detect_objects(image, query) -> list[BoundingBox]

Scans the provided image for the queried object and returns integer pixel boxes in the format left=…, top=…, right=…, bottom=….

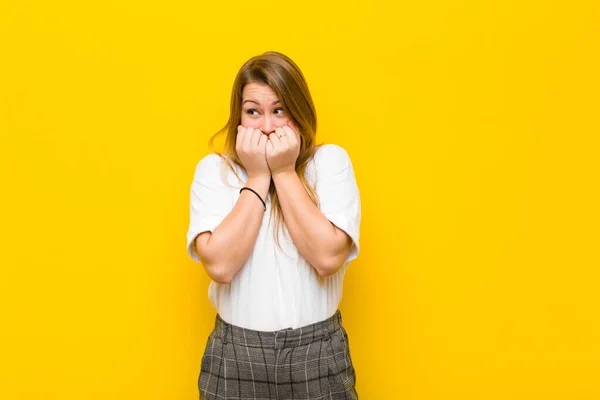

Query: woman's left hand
left=266, top=121, right=301, bottom=176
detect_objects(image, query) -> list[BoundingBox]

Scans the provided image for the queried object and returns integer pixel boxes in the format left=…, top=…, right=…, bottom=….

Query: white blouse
left=186, top=144, right=361, bottom=331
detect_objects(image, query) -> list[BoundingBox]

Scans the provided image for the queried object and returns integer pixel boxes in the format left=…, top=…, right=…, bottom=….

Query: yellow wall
left=1, top=1, right=599, bottom=399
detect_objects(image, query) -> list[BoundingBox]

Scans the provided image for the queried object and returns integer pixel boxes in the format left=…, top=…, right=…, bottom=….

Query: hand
left=236, top=125, right=270, bottom=179
left=266, top=121, right=301, bottom=176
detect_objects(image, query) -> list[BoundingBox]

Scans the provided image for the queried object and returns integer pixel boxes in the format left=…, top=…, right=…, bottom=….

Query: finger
left=285, top=125, right=301, bottom=148
left=251, top=128, right=262, bottom=147
left=281, top=126, right=296, bottom=140
left=271, top=129, right=283, bottom=146
left=275, top=127, right=289, bottom=138
left=266, top=136, right=274, bottom=155
left=236, top=125, right=245, bottom=151
left=258, top=132, right=268, bottom=152
left=276, top=127, right=293, bottom=147
left=243, top=127, right=254, bottom=150
left=287, top=120, right=299, bottom=134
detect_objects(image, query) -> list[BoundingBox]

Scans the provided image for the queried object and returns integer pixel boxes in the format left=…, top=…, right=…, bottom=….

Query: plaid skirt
left=198, top=310, right=358, bottom=400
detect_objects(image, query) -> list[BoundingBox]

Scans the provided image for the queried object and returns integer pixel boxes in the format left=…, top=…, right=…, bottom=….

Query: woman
left=187, top=51, right=361, bottom=399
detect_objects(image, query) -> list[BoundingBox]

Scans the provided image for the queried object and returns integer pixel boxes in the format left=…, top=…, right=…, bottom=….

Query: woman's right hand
left=236, top=125, right=270, bottom=180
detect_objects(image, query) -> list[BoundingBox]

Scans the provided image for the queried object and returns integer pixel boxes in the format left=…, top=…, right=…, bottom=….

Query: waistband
left=213, top=310, right=343, bottom=349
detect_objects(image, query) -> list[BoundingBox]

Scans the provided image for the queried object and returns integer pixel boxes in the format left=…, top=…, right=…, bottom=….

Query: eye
left=245, top=108, right=259, bottom=116
left=274, top=108, right=285, bottom=115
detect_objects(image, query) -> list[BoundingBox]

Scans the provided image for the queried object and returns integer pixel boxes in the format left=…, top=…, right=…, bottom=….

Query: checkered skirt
left=198, top=310, right=358, bottom=399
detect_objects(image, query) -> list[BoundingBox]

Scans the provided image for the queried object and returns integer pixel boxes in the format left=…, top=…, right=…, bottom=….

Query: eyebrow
left=242, top=99, right=281, bottom=106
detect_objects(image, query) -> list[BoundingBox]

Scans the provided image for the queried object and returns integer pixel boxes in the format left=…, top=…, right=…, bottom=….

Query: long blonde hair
left=208, top=51, right=319, bottom=246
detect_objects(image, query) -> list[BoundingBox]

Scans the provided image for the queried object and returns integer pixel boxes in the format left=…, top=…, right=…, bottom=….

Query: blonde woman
left=187, top=51, right=361, bottom=399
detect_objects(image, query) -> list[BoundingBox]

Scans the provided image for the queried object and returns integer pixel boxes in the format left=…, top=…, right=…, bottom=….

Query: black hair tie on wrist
left=240, top=187, right=266, bottom=212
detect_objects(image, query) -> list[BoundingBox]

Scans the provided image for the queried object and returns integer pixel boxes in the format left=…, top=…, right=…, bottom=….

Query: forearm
left=195, top=176, right=270, bottom=283
left=272, top=171, right=349, bottom=276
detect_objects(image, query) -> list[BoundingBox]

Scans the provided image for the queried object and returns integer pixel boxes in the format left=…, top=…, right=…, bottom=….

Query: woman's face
left=240, top=82, right=290, bottom=135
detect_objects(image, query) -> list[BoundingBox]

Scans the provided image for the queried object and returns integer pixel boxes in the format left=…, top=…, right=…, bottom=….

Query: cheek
left=240, top=115, right=259, bottom=128
left=276, top=116, right=291, bottom=128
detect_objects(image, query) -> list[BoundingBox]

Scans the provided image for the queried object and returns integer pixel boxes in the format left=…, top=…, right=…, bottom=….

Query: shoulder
left=313, top=144, right=352, bottom=169
left=193, top=153, right=245, bottom=188
left=193, top=153, right=222, bottom=178
left=314, top=143, right=351, bottom=161
left=196, top=153, right=222, bottom=169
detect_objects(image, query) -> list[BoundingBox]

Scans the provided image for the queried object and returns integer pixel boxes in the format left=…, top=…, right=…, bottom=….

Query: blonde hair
left=208, top=51, right=320, bottom=247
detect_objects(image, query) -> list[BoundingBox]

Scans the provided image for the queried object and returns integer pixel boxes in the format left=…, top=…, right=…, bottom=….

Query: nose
left=261, top=116, right=274, bottom=135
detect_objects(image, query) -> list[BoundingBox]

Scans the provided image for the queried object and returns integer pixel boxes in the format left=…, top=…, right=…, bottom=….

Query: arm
left=272, top=171, right=352, bottom=276
left=194, top=176, right=270, bottom=284
left=190, top=126, right=271, bottom=284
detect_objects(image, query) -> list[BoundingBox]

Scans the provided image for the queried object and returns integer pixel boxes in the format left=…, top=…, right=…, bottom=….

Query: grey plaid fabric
left=198, top=310, right=358, bottom=400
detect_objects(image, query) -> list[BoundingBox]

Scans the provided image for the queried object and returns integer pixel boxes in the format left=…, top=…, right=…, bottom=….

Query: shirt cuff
left=186, top=215, right=225, bottom=263
left=323, top=212, right=360, bottom=263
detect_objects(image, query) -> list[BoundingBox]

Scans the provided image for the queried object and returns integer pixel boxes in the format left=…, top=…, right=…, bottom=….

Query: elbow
left=195, top=237, right=236, bottom=284
left=202, top=262, right=235, bottom=284
left=314, top=255, right=346, bottom=278
left=313, top=229, right=353, bottom=277
left=211, top=272, right=234, bottom=285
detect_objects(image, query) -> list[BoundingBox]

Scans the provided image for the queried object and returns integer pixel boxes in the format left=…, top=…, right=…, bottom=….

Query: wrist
left=247, top=168, right=271, bottom=178
left=271, top=168, right=296, bottom=180
left=245, top=176, right=271, bottom=199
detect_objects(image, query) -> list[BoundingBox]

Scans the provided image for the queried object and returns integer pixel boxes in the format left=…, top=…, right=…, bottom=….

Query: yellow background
left=1, top=0, right=599, bottom=399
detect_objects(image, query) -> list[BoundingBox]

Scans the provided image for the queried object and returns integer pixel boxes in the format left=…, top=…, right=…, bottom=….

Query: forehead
left=242, top=83, right=279, bottom=102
